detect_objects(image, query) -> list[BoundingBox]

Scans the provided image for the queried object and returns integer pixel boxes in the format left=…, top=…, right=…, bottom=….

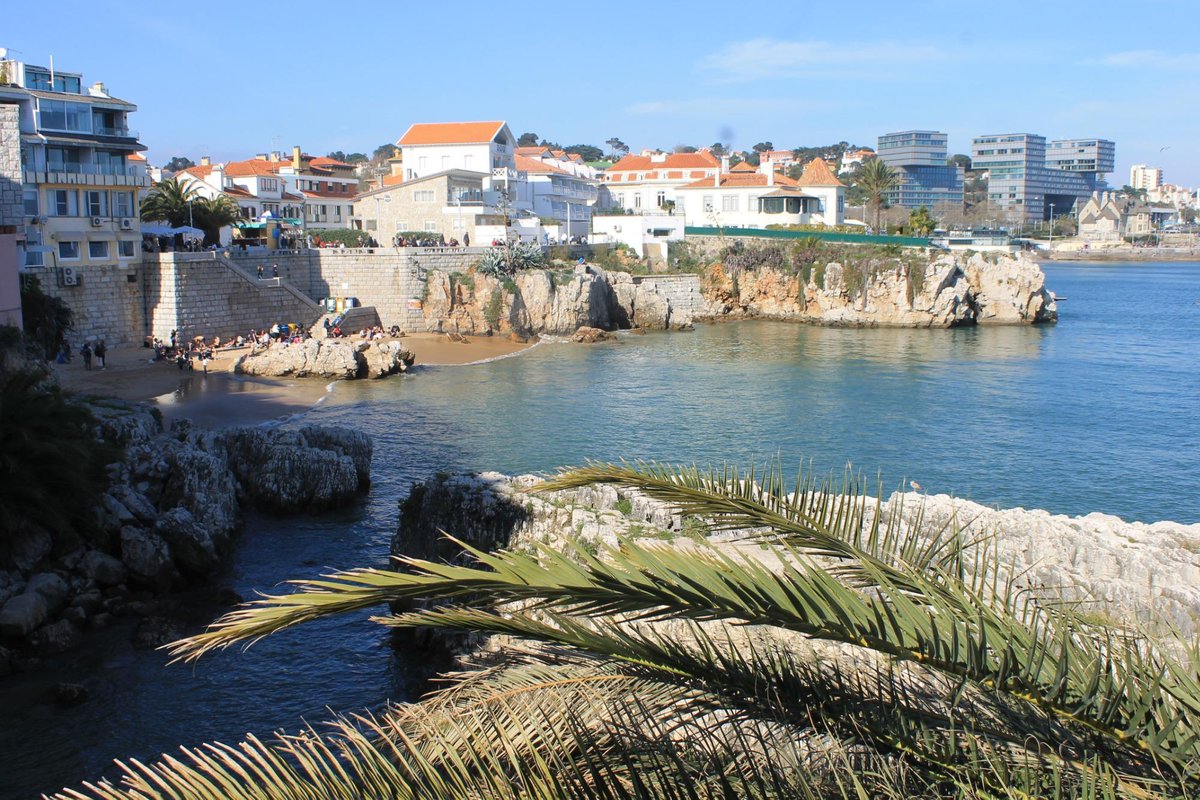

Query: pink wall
left=0, top=233, right=22, bottom=329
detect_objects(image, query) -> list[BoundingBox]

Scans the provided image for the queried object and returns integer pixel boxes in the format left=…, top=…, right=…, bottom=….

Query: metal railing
left=93, top=125, right=138, bottom=138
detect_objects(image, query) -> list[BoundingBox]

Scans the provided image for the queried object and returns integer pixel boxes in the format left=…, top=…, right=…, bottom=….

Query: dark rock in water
left=221, top=427, right=372, bottom=513
left=89, top=612, right=113, bottom=630
left=30, top=619, right=82, bottom=654
left=216, top=588, right=244, bottom=607
left=54, top=682, right=89, bottom=708
left=0, top=592, right=49, bottom=637
left=79, top=551, right=127, bottom=587
left=131, top=616, right=184, bottom=650
left=119, top=527, right=175, bottom=591
left=569, top=326, right=613, bottom=343
left=26, top=572, right=70, bottom=615
left=155, top=507, right=219, bottom=576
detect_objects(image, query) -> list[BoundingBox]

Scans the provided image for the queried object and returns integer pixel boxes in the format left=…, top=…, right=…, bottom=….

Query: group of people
left=76, top=339, right=107, bottom=370
left=255, top=264, right=281, bottom=279
left=393, top=233, right=460, bottom=249
left=321, top=319, right=402, bottom=341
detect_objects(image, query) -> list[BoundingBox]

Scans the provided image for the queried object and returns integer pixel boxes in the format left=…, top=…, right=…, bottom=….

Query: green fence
left=685, top=226, right=931, bottom=247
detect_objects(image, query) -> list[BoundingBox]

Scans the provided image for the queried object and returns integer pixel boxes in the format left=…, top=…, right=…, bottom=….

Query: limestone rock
left=0, top=592, right=48, bottom=637
left=155, top=507, right=219, bottom=575
left=962, top=252, right=1058, bottom=324
left=30, top=619, right=81, bottom=654
left=235, top=338, right=413, bottom=380
left=79, top=551, right=127, bottom=587
left=570, top=326, right=613, bottom=343
left=358, top=340, right=415, bottom=379
left=220, top=426, right=372, bottom=513
left=25, top=572, right=70, bottom=614
left=119, top=527, right=174, bottom=589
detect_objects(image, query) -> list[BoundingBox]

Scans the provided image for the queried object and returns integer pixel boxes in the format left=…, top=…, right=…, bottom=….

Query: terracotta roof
left=794, top=158, right=844, bottom=187
left=281, top=191, right=304, bottom=201
left=515, top=146, right=552, bottom=157
left=223, top=186, right=254, bottom=198
left=762, top=150, right=794, bottom=161
left=128, top=152, right=146, bottom=162
left=225, top=158, right=287, bottom=177
left=381, top=174, right=405, bottom=186
left=678, top=171, right=799, bottom=190
left=730, top=161, right=758, bottom=172
left=567, top=153, right=583, bottom=162
left=309, top=156, right=354, bottom=168
left=178, top=164, right=214, bottom=179
left=397, top=121, right=506, bottom=146
left=515, top=154, right=570, bottom=175
left=607, top=151, right=720, bottom=172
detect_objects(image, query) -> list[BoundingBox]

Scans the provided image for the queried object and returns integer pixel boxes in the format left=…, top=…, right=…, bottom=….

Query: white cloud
left=1095, top=50, right=1200, bottom=69
left=697, top=38, right=947, bottom=83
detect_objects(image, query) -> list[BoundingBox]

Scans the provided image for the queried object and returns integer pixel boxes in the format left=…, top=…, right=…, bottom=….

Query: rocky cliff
left=420, top=266, right=694, bottom=337
left=235, top=339, right=414, bottom=379
left=0, top=405, right=371, bottom=673
left=700, top=250, right=1056, bottom=327
left=393, top=472, right=1200, bottom=640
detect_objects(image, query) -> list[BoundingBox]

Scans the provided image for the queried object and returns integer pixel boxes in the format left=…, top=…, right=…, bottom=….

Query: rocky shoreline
left=393, top=472, right=1200, bottom=645
left=234, top=338, right=415, bottom=379
left=0, top=403, right=371, bottom=676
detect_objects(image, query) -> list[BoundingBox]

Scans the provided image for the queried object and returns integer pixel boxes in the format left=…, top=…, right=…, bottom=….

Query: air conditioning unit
left=38, top=216, right=48, bottom=225
left=119, top=218, right=133, bottom=230
left=62, top=266, right=79, bottom=286
left=90, top=216, right=103, bottom=227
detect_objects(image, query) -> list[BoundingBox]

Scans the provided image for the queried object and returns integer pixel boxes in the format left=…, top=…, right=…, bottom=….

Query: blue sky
left=7, top=0, right=1199, bottom=185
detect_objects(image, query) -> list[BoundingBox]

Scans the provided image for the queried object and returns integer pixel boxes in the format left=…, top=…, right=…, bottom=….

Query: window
left=722, top=195, right=739, bottom=212
left=634, top=195, right=642, bottom=208
left=88, top=241, right=109, bottom=259
left=413, top=190, right=435, bottom=202
left=118, top=240, right=136, bottom=258
left=441, top=155, right=450, bottom=170
left=424, top=221, right=438, bottom=232
left=702, top=195, right=714, bottom=212
left=38, top=100, right=92, bottom=133
left=86, top=190, right=107, bottom=217
left=113, top=191, right=134, bottom=218
left=396, top=221, right=408, bottom=232
left=464, top=154, right=474, bottom=169
left=23, top=187, right=38, bottom=216
left=418, top=156, right=429, bottom=171
left=47, top=146, right=84, bottom=171
left=24, top=231, right=44, bottom=266
left=656, top=191, right=666, bottom=208
left=51, top=189, right=78, bottom=216
left=58, top=241, right=81, bottom=260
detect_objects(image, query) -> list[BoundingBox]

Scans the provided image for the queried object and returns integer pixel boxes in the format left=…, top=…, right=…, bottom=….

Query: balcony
left=93, top=125, right=139, bottom=139
left=24, top=162, right=151, bottom=187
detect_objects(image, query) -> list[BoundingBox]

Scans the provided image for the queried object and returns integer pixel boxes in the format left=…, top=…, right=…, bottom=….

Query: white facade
left=602, top=150, right=721, bottom=213
left=590, top=214, right=685, bottom=258
left=513, top=151, right=599, bottom=238
left=1129, top=164, right=1163, bottom=191
left=395, top=121, right=527, bottom=212
left=676, top=159, right=845, bottom=229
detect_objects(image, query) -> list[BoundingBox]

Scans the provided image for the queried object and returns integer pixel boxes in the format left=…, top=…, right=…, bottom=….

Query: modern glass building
left=971, top=133, right=1114, bottom=222
left=876, top=130, right=964, bottom=209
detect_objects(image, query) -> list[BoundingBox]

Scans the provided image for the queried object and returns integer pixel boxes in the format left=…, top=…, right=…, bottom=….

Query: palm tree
left=53, top=462, right=1200, bottom=799
left=191, top=194, right=241, bottom=247
left=857, top=159, right=900, bottom=234
left=140, top=177, right=202, bottom=247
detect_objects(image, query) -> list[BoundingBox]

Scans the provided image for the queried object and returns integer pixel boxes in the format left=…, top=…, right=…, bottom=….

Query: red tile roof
left=225, top=158, right=287, bottom=177
left=397, top=121, right=506, bottom=146
left=515, top=154, right=570, bottom=175
left=515, top=146, right=553, bottom=157
left=178, top=164, right=214, bottom=179
left=606, top=151, right=720, bottom=172
left=309, top=156, right=354, bottom=169
left=730, top=161, right=758, bottom=172
left=794, top=158, right=845, bottom=187
left=679, top=171, right=799, bottom=190
left=223, top=186, right=254, bottom=198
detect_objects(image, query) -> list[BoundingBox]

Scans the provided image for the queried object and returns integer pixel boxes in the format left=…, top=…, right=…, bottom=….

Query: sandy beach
left=51, top=333, right=535, bottom=428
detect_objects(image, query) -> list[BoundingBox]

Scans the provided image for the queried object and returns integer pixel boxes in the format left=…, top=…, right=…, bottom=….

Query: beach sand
left=51, top=333, right=535, bottom=428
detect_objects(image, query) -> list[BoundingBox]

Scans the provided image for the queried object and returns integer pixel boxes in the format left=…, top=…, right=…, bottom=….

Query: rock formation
left=234, top=339, right=414, bottom=379
left=0, top=404, right=372, bottom=674
left=393, top=473, right=1200, bottom=642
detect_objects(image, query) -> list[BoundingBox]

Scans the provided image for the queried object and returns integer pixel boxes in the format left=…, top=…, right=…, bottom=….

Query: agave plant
left=55, top=462, right=1200, bottom=799
left=478, top=239, right=546, bottom=278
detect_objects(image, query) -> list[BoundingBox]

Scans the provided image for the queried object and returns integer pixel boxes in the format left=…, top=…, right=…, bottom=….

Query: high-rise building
left=1129, top=164, right=1163, bottom=191
left=971, top=133, right=1114, bottom=222
left=875, top=130, right=963, bottom=209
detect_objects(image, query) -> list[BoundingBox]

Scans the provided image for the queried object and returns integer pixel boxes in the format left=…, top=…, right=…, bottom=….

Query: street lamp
left=1048, top=203, right=1055, bottom=251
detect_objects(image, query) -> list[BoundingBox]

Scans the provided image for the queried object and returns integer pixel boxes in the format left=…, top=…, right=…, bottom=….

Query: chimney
left=269, top=151, right=281, bottom=162
left=255, top=153, right=268, bottom=161
left=292, top=145, right=302, bottom=171
left=761, top=157, right=774, bottom=186
left=90, top=81, right=107, bottom=96
left=200, top=156, right=211, bottom=166
left=390, top=160, right=403, bottom=177
left=720, top=155, right=730, bottom=174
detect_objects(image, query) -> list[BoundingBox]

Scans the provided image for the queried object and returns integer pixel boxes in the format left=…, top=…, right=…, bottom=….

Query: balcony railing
left=42, top=163, right=146, bottom=177
left=93, top=125, right=138, bottom=139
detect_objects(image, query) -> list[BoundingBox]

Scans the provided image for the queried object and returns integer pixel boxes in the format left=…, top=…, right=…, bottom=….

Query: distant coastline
left=1038, top=247, right=1200, bottom=263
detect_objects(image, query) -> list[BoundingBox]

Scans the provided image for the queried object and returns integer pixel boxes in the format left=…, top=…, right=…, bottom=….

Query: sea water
left=2, top=261, right=1197, bottom=798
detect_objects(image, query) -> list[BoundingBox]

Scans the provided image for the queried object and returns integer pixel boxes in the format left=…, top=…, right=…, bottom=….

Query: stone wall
left=1, top=103, right=24, bottom=328
left=631, top=274, right=704, bottom=317
left=143, top=253, right=321, bottom=342
left=23, top=262, right=146, bottom=345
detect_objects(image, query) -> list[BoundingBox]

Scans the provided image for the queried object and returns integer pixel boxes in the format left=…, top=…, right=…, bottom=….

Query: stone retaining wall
left=23, top=263, right=146, bottom=346
left=631, top=274, right=705, bottom=317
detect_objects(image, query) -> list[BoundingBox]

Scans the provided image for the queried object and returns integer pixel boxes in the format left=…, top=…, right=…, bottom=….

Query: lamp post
left=1048, top=203, right=1055, bottom=251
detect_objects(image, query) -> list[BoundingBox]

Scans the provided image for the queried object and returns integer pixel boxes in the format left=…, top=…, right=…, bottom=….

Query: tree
left=907, top=205, right=937, bottom=235
left=538, top=138, right=562, bottom=150
left=709, top=142, right=728, bottom=157
left=164, top=156, right=195, bottom=172
left=1182, top=207, right=1197, bottom=224
left=605, top=137, right=628, bottom=160
left=674, top=144, right=699, bottom=153
left=327, top=151, right=368, bottom=164
left=191, top=195, right=241, bottom=247
left=752, top=141, right=774, bottom=153
left=856, top=158, right=900, bottom=233
left=19, top=275, right=73, bottom=360
left=517, top=132, right=540, bottom=147
left=372, top=143, right=398, bottom=162
left=947, top=154, right=972, bottom=170
left=55, top=461, right=1200, bottom=799
left=140, top=178, right=202, bottom=246
left=563, top=144, right=604, bottom=162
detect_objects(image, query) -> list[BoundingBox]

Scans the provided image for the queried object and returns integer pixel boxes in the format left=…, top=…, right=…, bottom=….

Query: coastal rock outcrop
left=393, top=473, right=1200, bottom=643
left=234, top=339, right=414, bottom=380
left=0, top=403, right=374, bottom=672
left=698, top=250, right=1056, bottom=327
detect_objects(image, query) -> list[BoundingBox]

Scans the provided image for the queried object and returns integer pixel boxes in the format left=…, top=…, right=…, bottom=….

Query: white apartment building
left=0, top=53, right=149, bottom=274
left=395, top=121, right=524, bottom=206
left=1129, top=164, right=1163, bottom=192
left=177, top=152, right=307, bottom=245
left=675, top=158, right=845, bottom=229
left=512, top=149, right=599, bottom=238
left=601, top=150, right=721, bottom=212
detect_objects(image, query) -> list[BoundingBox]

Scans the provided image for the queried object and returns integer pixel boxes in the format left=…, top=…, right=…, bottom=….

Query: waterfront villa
left=352, top=169, right=504, bottom=243
left=177, top=154, right=306, bottom=244
left=1077, top=191, right=1181, bottom=242
left=512, top=151, right=599, bottom=240
left=675, top=157, right=845, bottom=229
left=601, top=150, right=721, bottom=213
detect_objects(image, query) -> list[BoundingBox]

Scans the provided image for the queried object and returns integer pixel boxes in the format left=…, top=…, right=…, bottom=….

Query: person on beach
left=95, top=340, right=107, bottom=369
left=81, top=342, right=93, bottom=370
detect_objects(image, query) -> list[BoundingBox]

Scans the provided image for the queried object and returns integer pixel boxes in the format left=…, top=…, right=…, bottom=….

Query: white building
left=395, top=120, right=525, bottom=208
left=601, top=150, right=721, bottom=212
left=1129, top=164, right=1163, bottom=192
left=838, top=148, right=875, bottom=175
left=0, top=53, right=149, bottom=274
left=177, top=152, right=307, bottom=245
left=274, top=149, right=358, bottom=229
left=590, top=214, right=685, bottom=259
left=512, top=149, right=599, bottom=239
left=675, top=158, right=845, bottom=229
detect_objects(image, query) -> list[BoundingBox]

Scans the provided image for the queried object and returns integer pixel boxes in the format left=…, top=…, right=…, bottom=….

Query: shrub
left=19, top=275, right=74, bottom=360
left=483, top=289, right=504, bottom=330
left=478, top=240, right=545, bottom=277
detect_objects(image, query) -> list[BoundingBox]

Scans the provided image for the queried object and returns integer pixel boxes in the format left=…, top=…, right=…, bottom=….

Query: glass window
left=118, top=240, right=136, bottom=258
left=58, top=241, right=80, bottom=259
left=424, top=221, right=437, bottom=232
left=38, top=100, right=92, bottom=132
left=88, top=241, right=109, bottom=259
left=113, top=191, right=134, bottom=217
left=86, top=191, right=107, bottom=217
left=23, top=187, right=38, bottom=216
left=47, top=146, right=84, bottom=171
left=702, top=195, right=713, bottom=212
left=51, top=189, right=78, bottom=216
left=722, top=195, right=739, bottom=212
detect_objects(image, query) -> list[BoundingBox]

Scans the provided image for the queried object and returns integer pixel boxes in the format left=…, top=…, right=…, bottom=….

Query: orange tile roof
left=514, top=154, right=570, bottom=175
left=309, top=156, right=354, bottom=168
left=225, top=158, right=287, bottom=177
left=178, top=164, right=214, bottom=179
left=567, top=153, right=583, bottom=162
left=128, top=152, right=146, bottom=161
left=607, top=151, right=720, bottom=172
left=679, top=171, right=799, bottom=190
left=223, top=186, right=254, bottom=198
left=397, top=121, right=506, bottom=146
left=730, top=161, right=758, bottom=172
left=794, top=157, right=845, bottom=187
left=515, top=146, right=552, bottom=157
left=382, top=174, right=405, bottom=186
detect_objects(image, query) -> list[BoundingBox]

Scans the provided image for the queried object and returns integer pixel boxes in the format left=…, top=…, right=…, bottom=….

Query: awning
left=758, top=188, right=818, bottom=198
left=141, top=224, right=204, bottom=236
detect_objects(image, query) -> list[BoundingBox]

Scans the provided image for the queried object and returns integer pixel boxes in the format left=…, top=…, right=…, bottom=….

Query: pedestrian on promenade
left=95, top=340, right=107, bottom=369
left=257, top=264, right=264, bottom=279
left=272, top=264, right=280, bottom=278
left=463, top=232, right=470, bottom=247
left=81, top=342, right=93, bottom=370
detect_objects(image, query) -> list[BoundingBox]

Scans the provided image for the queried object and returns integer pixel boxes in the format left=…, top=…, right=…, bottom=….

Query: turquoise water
left=2, top=261, right=1198, bottom=798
